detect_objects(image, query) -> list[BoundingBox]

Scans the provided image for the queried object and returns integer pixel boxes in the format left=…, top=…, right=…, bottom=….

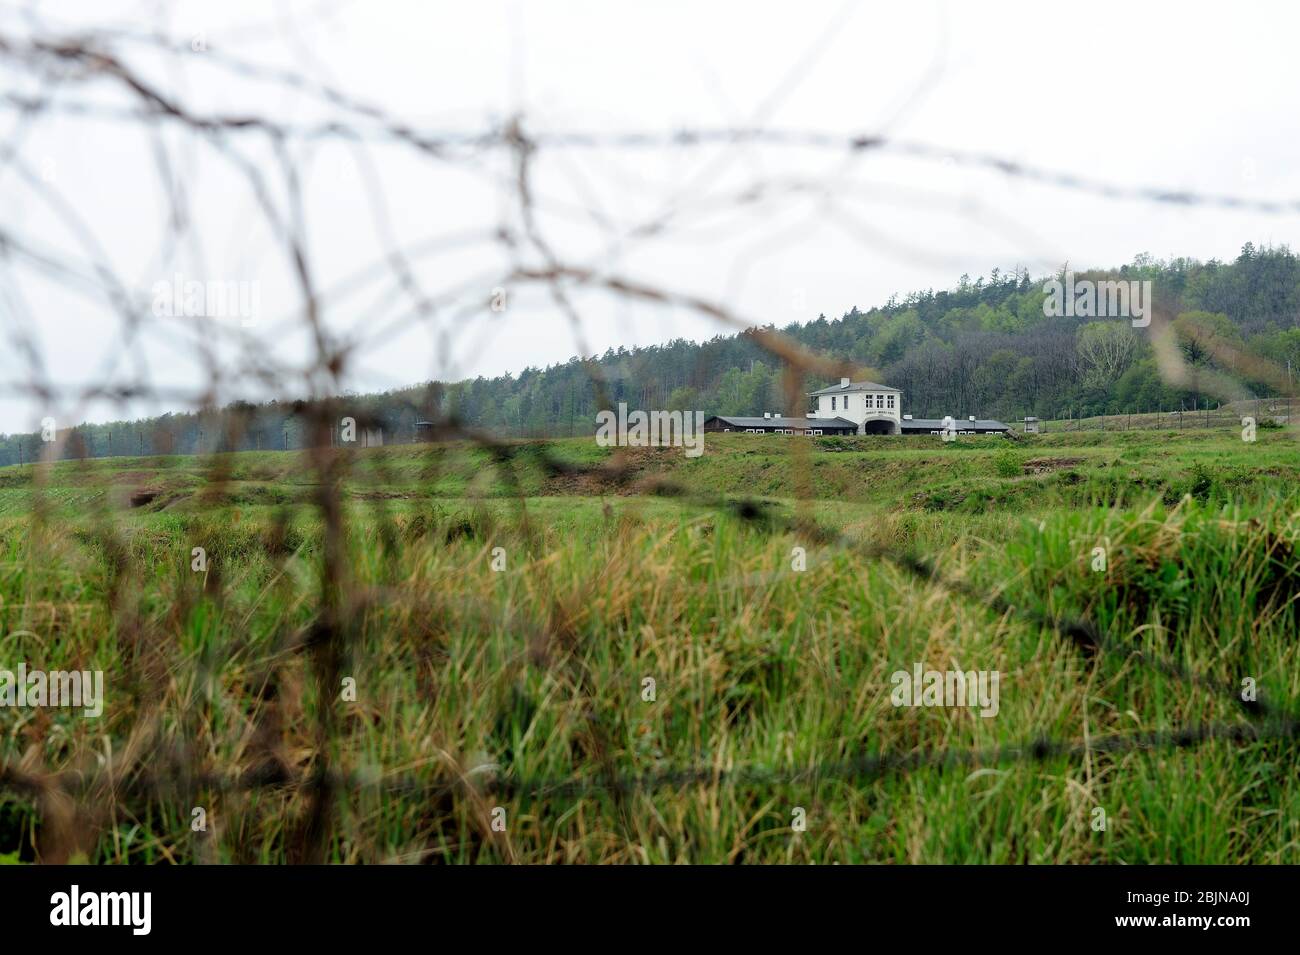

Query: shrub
left=993, top=448, right=1021, bottom=478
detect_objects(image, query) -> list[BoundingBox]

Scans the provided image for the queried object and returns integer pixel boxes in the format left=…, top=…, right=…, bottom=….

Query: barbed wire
left=0, top=6, right=1297, bottom=863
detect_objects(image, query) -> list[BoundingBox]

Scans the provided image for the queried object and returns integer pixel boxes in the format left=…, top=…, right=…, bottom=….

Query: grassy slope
left=1, top=427, right=1298, bottom=862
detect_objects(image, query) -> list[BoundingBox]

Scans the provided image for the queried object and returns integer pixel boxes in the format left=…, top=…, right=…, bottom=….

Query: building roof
left=807, top=379, right=901, bottom=397
left=708, top=415, right=857, bottom=429
left=900, top=418, right=1010, bottom=431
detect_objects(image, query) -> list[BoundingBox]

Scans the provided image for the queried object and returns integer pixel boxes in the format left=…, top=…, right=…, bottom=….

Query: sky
left=3, top=0, right=1300, bottom=432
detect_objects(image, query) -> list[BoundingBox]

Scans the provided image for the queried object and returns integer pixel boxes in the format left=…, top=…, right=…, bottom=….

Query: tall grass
left=1, top=429, right=1298, bottom=862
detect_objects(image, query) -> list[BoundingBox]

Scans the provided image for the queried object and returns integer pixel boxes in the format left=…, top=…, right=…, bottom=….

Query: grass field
left=2, top=425, right=1299, bottom=863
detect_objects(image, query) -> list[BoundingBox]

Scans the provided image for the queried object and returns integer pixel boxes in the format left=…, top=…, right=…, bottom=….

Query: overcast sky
left=4, top=0, right=1300, bottom=432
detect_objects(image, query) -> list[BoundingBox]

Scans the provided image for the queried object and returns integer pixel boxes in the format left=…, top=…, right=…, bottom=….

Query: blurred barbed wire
left=0, top=4, right=1297, bottom=863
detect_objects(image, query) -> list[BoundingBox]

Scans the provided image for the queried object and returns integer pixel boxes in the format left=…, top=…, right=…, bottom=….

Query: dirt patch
left=129, top=486, right=162, bottom=507
left=1022, top=457, right=1085, bottom=475
left=349, top=488, right=410, bottom=501
left=542, top=445, right=678, bottom=496
left=120, top=483, right=192, bottom=511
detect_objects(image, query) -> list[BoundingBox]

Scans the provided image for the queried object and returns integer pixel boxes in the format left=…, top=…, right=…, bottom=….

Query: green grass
left=1, top=426, right=1299, bottom=862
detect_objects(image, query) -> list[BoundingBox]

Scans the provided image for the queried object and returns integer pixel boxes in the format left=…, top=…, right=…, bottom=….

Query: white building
left=808, top=378, right=902, bottom=435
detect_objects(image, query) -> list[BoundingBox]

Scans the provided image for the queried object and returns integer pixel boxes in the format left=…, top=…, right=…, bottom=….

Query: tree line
left=3, top=243, right=1299, bottom=463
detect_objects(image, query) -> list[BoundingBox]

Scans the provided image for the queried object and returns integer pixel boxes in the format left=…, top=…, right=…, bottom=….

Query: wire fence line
left=1, top=7, right=1298, bottom=862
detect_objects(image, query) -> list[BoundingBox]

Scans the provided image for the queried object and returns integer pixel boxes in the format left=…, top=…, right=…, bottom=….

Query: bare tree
left=1076, top=321, right=1142, bottom=389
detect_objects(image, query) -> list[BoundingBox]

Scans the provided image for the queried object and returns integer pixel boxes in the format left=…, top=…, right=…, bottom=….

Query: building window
left=887, top=395, right=895, bottom=410
left=831, top=396, right=836, bottom=410
left=812, top=429, right=823, bottom=435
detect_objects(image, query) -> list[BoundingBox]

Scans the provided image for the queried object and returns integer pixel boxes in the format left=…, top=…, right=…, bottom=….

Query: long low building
left=899, top=416, right=1010, bottom=435
left=702, top=414, right=858, bottom=435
